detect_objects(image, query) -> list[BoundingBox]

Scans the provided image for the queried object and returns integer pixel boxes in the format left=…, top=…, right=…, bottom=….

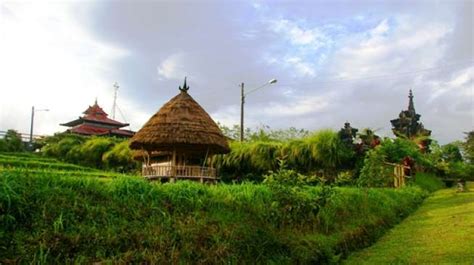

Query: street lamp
left=240, top=79, right=277, bottom=141
left=30, top=106, right=49, bottom=148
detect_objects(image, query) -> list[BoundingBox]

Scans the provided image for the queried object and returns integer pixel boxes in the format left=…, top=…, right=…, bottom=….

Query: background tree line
left=1, top=126, right=472, bottom=186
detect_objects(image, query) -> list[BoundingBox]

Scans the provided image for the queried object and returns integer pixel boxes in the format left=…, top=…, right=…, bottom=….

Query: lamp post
left=30, top=106, right=49, bottom=148
left=240, top=79, right=277, bottom=141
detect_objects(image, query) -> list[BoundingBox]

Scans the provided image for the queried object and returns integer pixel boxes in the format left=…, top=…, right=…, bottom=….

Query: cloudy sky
left=0, top=0, right=472, bottom=144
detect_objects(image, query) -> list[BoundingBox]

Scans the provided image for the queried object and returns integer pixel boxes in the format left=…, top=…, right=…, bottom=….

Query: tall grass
left=1, top=169, right=427, bottom=264
left=411, top=172, right=445, bottom=192
left=215, top=129, right=354, bottom=181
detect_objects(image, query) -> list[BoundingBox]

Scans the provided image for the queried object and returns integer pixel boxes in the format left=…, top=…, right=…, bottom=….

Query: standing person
left=402, top=156, right=415, bottom=179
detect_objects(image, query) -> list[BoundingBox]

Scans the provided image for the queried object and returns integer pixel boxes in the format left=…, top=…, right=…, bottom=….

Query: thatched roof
left=130, top=80, right=230, bottom=154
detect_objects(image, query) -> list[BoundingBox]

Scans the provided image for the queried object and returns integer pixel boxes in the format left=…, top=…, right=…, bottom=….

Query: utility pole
left=112, top=82, right=119, bottom=119
left=29, top=106, right=34, bottom=146
left=29, top=106, right=49, bottom=150
left=239, top=79, right=277, bottom=142
left=240, top=83, right=245, bottom=142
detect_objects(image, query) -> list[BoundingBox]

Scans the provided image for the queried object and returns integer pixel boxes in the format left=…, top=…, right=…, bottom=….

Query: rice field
left=0, top=152, right=439, bottom=263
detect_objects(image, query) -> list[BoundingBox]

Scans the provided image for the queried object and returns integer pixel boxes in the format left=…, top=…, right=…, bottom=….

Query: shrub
left=357, top=148, right=392, bottom=187
left=263, top=159, right=319, bottom=186
left=41, top=133, right=86, bottom=158
left=0, top=130, right=25, bottom=152
left=102, top=141, right=139, bottom=172
left=411, top=172, right=445, bottom=192
left=215, top=129, right=355, bottom=182
left=78, top=137, right=115, bottom=168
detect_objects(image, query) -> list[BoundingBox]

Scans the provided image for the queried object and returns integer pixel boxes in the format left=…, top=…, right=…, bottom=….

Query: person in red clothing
left=402, top=156, right=415, bottom=178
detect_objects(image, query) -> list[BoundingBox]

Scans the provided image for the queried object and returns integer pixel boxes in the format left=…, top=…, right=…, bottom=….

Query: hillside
left=345, top=182, right=474, bottom=264
left=0, top=152, right=437, bottom=263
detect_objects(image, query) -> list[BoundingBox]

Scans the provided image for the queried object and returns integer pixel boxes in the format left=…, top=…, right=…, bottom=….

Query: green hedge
left=1, top=170, right=428, bottom=264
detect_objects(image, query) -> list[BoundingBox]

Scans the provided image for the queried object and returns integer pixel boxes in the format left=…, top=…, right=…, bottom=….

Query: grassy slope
left=0, top=152, right=439, bottom=263
left=344, top=182, right=474, bottom=264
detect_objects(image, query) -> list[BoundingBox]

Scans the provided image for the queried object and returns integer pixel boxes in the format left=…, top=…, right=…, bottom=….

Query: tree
left=463, top=131, right=474, bottom=164
left=0, top=130, right=25, bottom=152
left=356, top=128, right=381, bottom=154
left=441, top=143, right=463, bottom=163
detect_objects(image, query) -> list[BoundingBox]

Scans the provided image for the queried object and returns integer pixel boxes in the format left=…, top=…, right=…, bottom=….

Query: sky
left=0, top=0, right=472, bottom=144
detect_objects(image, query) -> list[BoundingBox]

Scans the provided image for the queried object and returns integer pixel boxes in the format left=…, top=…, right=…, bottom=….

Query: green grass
left=411, top=172, right=445, bottom=192
left=344, top=182, right=474, bottom=264
left=0, top=152, right=437, bottom=263
left=0, top=170, right=428, bottom=264
left=0, top=153, right=99, bottom=172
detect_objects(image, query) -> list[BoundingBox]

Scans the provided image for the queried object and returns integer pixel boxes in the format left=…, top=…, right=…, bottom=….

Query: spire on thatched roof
left=130, top=80, right=230, bottom=154
left=179, top=77, right=189, bottom=93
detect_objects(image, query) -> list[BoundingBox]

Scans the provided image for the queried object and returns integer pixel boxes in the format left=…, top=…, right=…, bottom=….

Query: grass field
left=344, top=182, right=474, bottom=264
left=0, top=152, right=445, bottom=263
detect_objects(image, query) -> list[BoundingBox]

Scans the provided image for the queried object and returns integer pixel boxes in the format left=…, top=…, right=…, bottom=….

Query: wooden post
left=171, top=149, right=176, bottom=183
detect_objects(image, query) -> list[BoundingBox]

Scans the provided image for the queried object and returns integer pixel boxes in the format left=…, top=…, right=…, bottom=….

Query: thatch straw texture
left=130, top=91, right=230, bottom=154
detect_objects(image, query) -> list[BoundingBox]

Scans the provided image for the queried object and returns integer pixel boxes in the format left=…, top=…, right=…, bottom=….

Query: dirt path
left=345, top=183, right=474, bottom=264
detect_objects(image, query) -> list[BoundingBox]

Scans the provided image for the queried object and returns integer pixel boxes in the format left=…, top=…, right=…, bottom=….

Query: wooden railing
left=142, top=165, right=217, bottom=180
left=384, top=162, right=410, bottom=188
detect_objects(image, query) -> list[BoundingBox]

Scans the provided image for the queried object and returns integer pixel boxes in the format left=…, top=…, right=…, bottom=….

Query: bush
left=0, top=130, right=25, bottom=152
left=357, top=138, right=432, bottom=187
left=411, top=172, right=445, bottom=192
left=102, top=141, right=139, bottom=172
left=41, top=133, right=86, bottom=158
left=263, top=159, right=319, bottom=186
left=215, top=129, right=355, bottom=182
left=78, top=137, right=115, bottom=168
left=357, top=148, right=392, bottom=187
left=40, top=134, right=137, bottom=172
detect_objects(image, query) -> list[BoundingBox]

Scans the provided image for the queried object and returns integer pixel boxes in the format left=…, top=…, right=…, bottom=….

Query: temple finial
left=94, top=97, right=98, bottom=105
left=408, top=89, right=415, bottom=112
left=179, top=76, right=189, bottom=92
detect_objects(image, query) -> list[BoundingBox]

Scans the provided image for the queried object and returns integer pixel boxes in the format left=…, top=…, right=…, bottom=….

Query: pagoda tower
left=390, top=90, right=431, bottom=150
left=61, top=100, right=135, bottom=138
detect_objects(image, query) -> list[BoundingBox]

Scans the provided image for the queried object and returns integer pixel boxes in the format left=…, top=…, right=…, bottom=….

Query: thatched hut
left=130, top=79, right=230, bottom=183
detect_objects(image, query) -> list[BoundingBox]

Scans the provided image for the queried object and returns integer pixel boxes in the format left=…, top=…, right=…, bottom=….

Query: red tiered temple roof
left=61, top=100, right=135, bottom=138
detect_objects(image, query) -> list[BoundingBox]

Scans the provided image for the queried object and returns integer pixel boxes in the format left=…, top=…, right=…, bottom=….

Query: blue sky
left=0, top=0, right=472, bottom=143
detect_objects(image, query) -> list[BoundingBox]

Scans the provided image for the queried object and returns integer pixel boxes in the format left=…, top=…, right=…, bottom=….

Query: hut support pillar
left=171, top=149, right=176, bottom=183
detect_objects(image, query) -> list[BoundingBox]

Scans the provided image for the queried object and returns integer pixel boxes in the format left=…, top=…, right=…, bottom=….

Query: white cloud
left=157, top=52, right=188, bottom=80
left=211, top=105, right=240, bottom=127
left=285, top=57, right=316, bottom=77
left=427, top=66, right=474, bottom=101
left=330, top=17, right=452, bottom=79
left=369, top=19, right=389, bottom=36
left=0, top=2, right=145, bottom=135
left=262, top=95, right=329, bottom=116
left=270, top=19, right=329, bottom=47
left=264, top=18, right=335, bottom=77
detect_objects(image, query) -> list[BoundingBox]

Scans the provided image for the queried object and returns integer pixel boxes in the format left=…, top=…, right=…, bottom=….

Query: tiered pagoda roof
left=61, top=100, right=135, bottom=138
left=390, top=90, right=431, bottom=139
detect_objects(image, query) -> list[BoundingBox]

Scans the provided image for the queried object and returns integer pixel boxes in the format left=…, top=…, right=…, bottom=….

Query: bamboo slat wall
left=142, top=165, right=217, bottom=179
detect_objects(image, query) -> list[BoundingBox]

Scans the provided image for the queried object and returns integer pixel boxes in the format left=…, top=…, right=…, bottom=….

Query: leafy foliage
left=357, top=148, right=392, bottom=187
left=103, top=141, right=139, bottom=172
left=215, top=129, right=354, bottom=182
left=0, top=130, right=25, bottom=152
left=357, top=138, right=421, bottom=187
left=217, top=123, right=310, bottom=142
left=462, top=131, right=474, bottom=164
left=40, top=133, right=138, bottom=172
left=263, top=159, right=319, bottom=186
